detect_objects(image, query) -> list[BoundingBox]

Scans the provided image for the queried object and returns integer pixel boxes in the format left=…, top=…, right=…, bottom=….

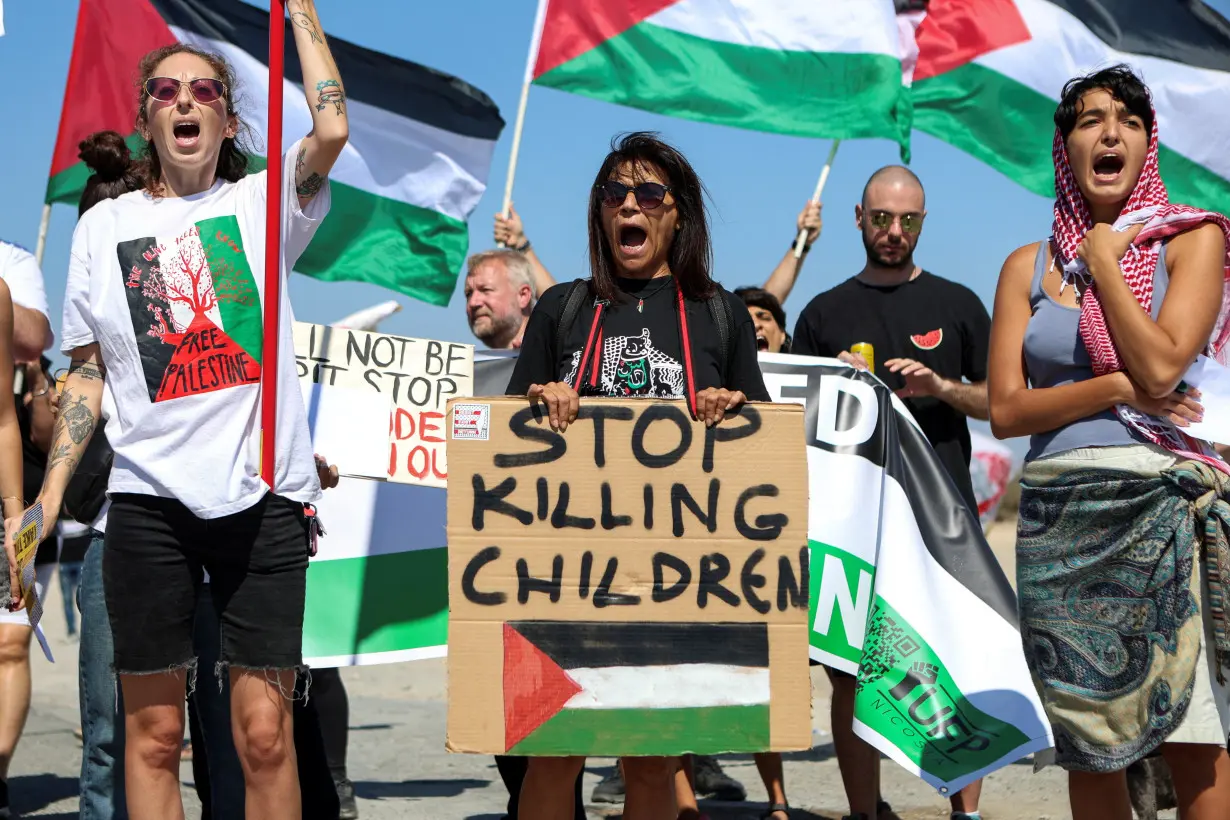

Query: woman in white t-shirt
left=17, top=3, right=348, bottom=818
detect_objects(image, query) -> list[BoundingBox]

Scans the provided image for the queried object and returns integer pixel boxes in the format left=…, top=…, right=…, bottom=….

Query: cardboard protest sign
left=445, top=396, right=812, bottom=756
left=757, top=353, right=1050, bottom=795
left=293, top=322, right=474, bottom=487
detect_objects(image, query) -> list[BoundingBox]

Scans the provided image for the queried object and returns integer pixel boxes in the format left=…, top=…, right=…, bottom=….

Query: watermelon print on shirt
left=118, top=215, right=263, bottom=402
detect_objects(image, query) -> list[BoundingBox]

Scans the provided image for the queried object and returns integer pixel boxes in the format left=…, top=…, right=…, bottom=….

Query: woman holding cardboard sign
left=506, top=132, right=771, bottom=820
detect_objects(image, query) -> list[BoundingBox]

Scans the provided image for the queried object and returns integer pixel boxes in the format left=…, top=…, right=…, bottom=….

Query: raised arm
left=288, top=0, right=349, bottom=208
left=494, top=204, right=556, bottom=297
left=987, top=243, right=1199, bottom=439
left=762, top=201, right=822, bottom=305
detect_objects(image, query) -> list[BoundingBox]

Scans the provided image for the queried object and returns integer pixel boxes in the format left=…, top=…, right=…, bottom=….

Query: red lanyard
left=570, top=282, right=699, bottom=419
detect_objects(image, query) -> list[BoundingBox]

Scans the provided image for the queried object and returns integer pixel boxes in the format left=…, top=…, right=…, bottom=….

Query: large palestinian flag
left=908, top=0, right=1230, bottom=214
left=529, top=0, right=913, bottom=155
left=47, top=0, right=504, bottom=306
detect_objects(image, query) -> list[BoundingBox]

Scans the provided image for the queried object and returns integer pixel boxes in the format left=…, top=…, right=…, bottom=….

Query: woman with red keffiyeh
left=987, top=64, right=1230, bottom=819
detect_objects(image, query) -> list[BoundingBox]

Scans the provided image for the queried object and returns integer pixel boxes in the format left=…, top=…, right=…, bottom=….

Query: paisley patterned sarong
left=1017, top=447, right=1230, bottom=771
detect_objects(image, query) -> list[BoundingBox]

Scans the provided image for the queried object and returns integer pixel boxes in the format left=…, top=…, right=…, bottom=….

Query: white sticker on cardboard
left=452, top=403, right=490, bottom=441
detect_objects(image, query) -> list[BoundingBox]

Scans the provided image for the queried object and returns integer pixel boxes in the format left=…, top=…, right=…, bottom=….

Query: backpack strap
left=555, top=278, right=590, bottom=362
left=705, top=289, right=733, bottom=384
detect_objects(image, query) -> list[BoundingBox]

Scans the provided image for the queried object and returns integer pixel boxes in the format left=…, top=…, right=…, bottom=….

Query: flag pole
left=497, top=0, right=550, bottom=247
left=793, top=140, right=841, bottom=260
left=34, top=205, right=52, bottom=267
left=261, top=0, right=286, bottom=488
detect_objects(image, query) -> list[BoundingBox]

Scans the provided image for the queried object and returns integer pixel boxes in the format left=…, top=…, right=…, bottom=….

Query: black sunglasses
left=595, top=180, right=673, bottom=210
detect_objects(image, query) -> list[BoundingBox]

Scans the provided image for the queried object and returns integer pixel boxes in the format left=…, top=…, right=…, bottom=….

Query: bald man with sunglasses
left=790, top=166, right=990, bottom=820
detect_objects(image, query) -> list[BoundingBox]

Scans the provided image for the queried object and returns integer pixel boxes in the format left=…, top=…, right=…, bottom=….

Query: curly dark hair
left=1054, top=63, right=1154, bottom=140
left=586, top=131, right=715, bottom=305
left=135, top=43, right=253, bottom=195
left=77, top=131, right=145, bottom=217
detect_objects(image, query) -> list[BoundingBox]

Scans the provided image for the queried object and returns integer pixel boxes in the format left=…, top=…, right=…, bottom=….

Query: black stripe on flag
left=508, top=621, right=769, bottom=670
left=1045, top=0, right=1230, bottom=74
left=757, top=358, right=1020, bottom=628
left=147, top=0, right=505, bottom=140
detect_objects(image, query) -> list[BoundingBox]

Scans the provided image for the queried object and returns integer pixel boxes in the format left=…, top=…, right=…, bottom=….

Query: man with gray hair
left=464, top=249, right=538, bottom=350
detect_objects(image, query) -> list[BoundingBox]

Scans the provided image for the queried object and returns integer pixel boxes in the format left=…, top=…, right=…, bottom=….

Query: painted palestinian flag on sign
left=529, top=0, right=913, bottom=156
left=906, top=0, right=1230, bottom=214
left=503, top=621, right=771, bottom=755
left=47, top=0, right=504, bottom=307
left=757, top=353, right=1052, bottom=794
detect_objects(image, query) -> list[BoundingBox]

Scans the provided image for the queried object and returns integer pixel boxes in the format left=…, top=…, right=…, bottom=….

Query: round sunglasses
left=595, top=180, right=673, bottom=210
left=867, top=209, right=923, bottom=234
left=144, top=77, right=228, bottom=104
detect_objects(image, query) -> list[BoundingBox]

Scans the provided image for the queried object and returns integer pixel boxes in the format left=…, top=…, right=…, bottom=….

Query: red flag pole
left=261, top=0, right=286, bottom=488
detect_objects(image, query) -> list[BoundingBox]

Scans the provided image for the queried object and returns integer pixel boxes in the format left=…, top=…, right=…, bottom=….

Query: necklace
left=633, top=275, right=675, bottom=312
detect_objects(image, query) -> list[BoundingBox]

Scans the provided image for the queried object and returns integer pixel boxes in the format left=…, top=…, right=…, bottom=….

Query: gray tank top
left=1022, top=241, right=1168, bottom=462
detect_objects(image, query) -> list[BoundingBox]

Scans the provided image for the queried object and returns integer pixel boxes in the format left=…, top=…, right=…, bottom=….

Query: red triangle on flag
left=154, top=313, right=260, bottom=402
left=503, top=623, right=583, bottom=751
left=913, top=0, right=1031, bottom=83
left=533, top=0, right=679, bottom=80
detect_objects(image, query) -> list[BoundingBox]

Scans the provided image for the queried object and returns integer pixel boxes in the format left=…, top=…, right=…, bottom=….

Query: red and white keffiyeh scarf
left=1051, top=113, right=1230, bottom=471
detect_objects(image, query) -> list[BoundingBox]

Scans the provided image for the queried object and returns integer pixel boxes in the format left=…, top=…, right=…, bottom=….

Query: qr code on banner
left=451, top=403, right=490, bottom=441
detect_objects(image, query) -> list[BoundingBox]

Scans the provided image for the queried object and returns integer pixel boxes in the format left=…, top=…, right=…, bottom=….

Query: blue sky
left=3, top=0, right=1229, bottom=455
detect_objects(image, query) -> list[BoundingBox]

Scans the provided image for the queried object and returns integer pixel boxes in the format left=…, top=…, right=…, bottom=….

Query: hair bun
left=77, top=131, right=132, bottom=183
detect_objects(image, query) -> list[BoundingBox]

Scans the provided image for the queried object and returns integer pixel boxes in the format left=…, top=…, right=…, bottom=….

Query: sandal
left=761, top=803, right=789, bottom=819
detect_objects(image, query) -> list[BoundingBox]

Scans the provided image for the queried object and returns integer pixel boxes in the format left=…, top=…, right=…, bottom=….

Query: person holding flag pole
left=12, top=0, right=347, bottom=816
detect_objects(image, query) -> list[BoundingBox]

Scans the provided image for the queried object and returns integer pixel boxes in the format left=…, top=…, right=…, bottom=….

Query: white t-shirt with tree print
left=62, top=139, right=326, bottom=519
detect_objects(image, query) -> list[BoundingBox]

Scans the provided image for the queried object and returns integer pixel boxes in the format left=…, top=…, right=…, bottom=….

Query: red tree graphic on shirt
left=142, top=235, right=218, bottom=345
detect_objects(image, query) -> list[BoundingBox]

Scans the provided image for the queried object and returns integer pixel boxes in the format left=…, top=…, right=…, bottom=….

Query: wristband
left=513, top=239, right=532, bottom=253
left=792, top=238, right=812, bottom=255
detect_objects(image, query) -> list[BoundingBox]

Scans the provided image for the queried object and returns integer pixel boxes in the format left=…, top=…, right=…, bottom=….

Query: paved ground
left=7, top=518, right=1171, bottom=819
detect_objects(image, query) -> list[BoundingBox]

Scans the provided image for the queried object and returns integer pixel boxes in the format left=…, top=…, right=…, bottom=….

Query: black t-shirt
left=791, top=271, right=991, bottom=512
left=507, top=276, right=770, bottom=402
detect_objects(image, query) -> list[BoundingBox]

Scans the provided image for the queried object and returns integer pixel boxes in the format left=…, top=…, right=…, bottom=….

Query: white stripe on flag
left=975, top=0, right=1230, bottom=183
left=170, top=27, right=495, bottom=223
left=564, top=664, right=770, bottom=710
left=647, top=0, right=901, bottom=58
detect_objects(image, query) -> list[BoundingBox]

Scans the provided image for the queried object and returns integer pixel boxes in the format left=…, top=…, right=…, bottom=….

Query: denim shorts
left=103, top=492, right=310, bottom=676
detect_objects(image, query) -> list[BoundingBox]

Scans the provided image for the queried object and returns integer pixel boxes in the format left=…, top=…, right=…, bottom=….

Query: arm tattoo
left=47, top=443, right=79, bottom=475
left=295, top=145, right=307, bottom=179
left=60, top=394, right=96, bottom=445
left=297, top=172, right=326, bottom=199
left=315, top=79, right=345, bottom=115
left=291, top=11, right=324, bottom=44
left=68, top=359, right=105, bottom=381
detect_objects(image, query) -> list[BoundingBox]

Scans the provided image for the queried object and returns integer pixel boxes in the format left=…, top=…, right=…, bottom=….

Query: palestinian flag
left=503, top=621, right=771, bottom=755
left=47, top=0, right=504, bottom=306
left=529, top=0, right=913, bottom=156
left=908, top=0, right=1230, bottom=214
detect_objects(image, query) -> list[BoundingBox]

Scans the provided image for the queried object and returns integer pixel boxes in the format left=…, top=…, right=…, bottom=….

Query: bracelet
left=31, top=386, right=51, bottom=398
left=792, top=239, right=812, bottom=254
left=513, top=239, right=532, bottom=253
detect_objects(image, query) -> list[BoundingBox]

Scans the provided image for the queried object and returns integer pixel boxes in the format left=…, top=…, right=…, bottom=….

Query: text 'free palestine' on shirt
left=61, top=139, right=327, bottom=519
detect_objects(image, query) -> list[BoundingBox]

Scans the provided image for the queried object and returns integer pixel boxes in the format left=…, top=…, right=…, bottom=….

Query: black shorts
left=103, top=492, right=310, bottom=675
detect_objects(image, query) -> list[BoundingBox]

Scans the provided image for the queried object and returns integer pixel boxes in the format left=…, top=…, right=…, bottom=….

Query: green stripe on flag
left=809, top=540, right=875, bottom=667
left=46, top=151, right=469, bottom=307
left=303, top=547, right=448, bottom=659
left=510, top=705, right=771, bottom=756
left=912, top=62, right=1230, bottom=215
left=855, top=598, right=1032, bottom=785
left=536, top=22, right=911, bottom=153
